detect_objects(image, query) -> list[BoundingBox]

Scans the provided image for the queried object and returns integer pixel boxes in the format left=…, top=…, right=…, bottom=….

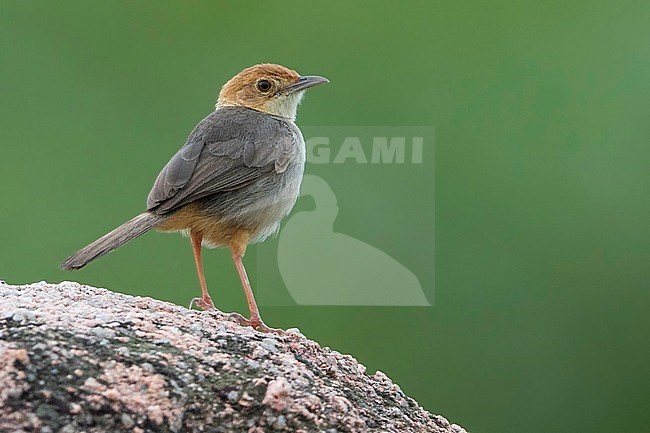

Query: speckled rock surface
left=0, top=281, right=468, bottom=433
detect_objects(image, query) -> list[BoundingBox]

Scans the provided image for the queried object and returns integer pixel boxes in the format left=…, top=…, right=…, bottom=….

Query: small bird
left=61, top=63, right=328, bottom=332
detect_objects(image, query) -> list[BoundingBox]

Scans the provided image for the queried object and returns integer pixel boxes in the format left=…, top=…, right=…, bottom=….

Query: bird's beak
left=285, top=75, right=329, bottom=93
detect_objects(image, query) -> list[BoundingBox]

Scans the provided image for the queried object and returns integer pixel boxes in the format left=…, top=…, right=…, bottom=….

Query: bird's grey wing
left=145, top=137, right=204, bottom=210
left=146, top=108, right=298, bottom=214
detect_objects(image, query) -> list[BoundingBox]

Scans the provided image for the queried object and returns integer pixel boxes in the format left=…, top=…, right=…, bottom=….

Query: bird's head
left=216, top=63, right=328, bottom=121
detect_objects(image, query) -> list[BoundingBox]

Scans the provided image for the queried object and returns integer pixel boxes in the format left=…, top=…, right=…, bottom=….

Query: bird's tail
left=60, top=212, right=168, bottom=270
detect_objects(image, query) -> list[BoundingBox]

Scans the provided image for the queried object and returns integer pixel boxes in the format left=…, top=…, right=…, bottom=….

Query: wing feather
left=146, top=107, right=299, bottom=214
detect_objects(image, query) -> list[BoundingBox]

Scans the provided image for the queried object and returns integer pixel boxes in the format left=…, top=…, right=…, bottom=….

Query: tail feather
left=60, top=212, right=168, bottom=270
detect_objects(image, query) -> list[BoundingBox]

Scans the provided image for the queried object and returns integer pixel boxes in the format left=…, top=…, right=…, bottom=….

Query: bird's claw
left=190, top=300, right=282, bottom=334
left=226, top=312, right=284, bottom=334
left=189, top=297, right=216, bottom=311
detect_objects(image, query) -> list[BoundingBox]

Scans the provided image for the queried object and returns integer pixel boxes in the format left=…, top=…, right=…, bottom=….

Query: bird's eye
left=256, top=79, right=272, bottom=92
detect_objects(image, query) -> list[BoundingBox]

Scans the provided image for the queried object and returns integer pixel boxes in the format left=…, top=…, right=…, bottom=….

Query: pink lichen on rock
left=0, top=342, right=30, bottom=406
left=81, top=361, right=182, bottom=426
left=0, top=342, right=36, bottom=432
left=262, top=376, right=292, bottom=411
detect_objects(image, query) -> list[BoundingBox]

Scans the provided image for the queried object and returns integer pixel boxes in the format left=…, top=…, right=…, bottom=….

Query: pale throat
left=216, top=92, right=304, bottom=121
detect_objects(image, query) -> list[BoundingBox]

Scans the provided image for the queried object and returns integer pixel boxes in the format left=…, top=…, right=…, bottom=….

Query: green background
left=1, top=1, right=649, bottom=432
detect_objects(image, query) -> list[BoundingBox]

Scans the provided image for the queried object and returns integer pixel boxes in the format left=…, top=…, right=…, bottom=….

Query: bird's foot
left=189, top=298, right=282, bottom=334
left=189, top=296, right=216, bottom=311
left=226, top=312, right=284, bottom=334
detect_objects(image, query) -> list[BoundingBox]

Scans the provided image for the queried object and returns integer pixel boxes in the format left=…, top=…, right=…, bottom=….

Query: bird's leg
left=228, top=232, right=282, bottom=334
left=189, top=231, right=215, bottom=310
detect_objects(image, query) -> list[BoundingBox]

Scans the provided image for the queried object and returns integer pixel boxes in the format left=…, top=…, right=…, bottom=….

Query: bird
left=61, top=63, right=329, bottom=332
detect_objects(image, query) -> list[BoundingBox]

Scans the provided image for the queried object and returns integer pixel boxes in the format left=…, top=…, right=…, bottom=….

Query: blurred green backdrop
left=1, top=1, right=649, bottom=432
